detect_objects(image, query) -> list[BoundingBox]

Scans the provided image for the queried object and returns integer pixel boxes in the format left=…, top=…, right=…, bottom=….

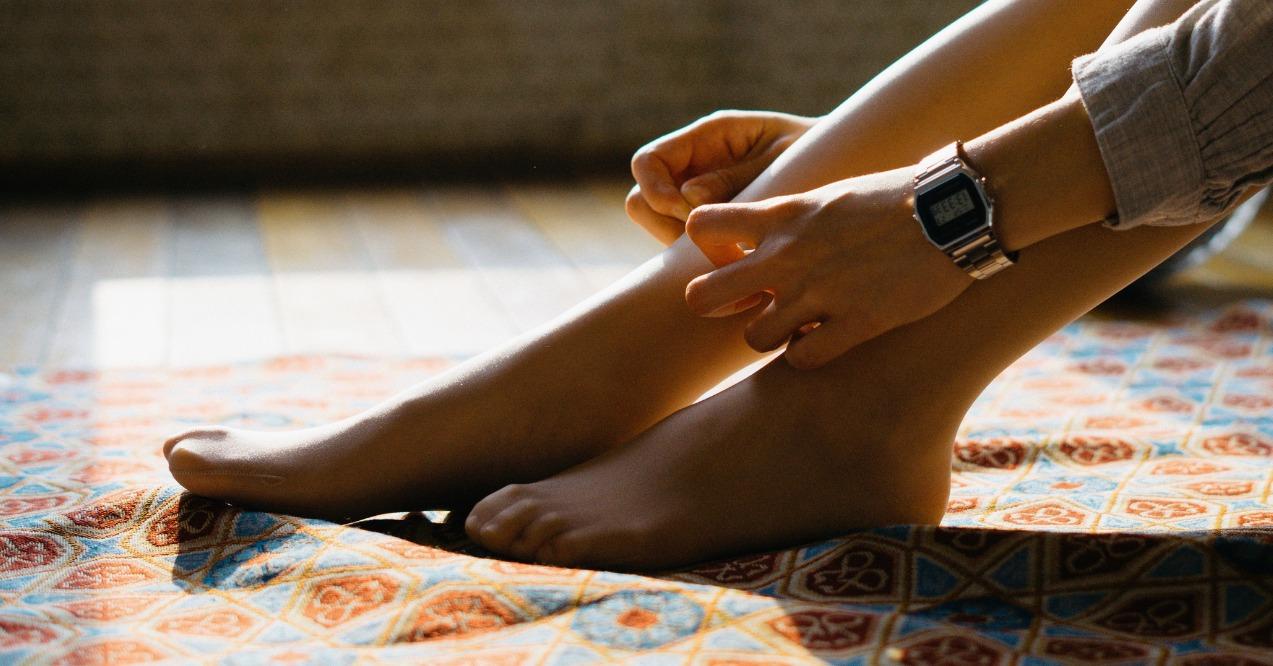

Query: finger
left=681, top=158, right=771, bottom=207
left=684, top=204, right=768, bottom=267
left=784, top=316, right=884, bottom=370
left=631, top=149, right=693, bottom=221
left=684, top=255, right=777, bottom=317
left=743, top=298, right=824, bottom=353
left=625, top=185, right=685, bottom=246
left=715, top=291, right=770, bottom=318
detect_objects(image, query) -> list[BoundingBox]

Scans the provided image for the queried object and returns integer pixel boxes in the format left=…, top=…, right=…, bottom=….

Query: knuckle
left=630, top=149, right=656, bottom=176
left=624, top=187, right=645, bottom=214
left=713, top=169, right=739, bottom=196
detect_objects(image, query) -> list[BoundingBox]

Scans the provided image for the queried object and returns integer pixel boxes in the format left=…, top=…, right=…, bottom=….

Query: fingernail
left=682, top=184, right=711, bottom=207
left=705, top=294, right=764, bottom=318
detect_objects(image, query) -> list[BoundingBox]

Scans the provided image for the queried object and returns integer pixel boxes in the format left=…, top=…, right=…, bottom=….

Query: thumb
left=681, top=158, right=770, bottom=207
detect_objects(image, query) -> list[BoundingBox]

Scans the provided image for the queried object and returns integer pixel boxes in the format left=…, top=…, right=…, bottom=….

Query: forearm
left=739, top=0, right=1133, bottom=202
left=847, top=0, right=1199, bottom=156
left=965, top=0, right=1210, bottom=251
left=965, top=94, right=1115, bottom=252
left=1069, top=0, right=1202, bottom=95
left=831, top=0, right=1133, bottom=163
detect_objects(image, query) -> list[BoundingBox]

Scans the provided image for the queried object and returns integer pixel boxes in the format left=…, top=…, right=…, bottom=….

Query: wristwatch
left=912, top=141, right=1016, bottom=279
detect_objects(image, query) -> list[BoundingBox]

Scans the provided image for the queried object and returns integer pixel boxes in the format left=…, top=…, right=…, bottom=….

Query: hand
left=627, top=110, right=818, bottom=245
left=684, top=167, right=976, bottom=369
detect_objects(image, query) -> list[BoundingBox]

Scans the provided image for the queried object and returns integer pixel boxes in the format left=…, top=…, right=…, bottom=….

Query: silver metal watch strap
left=915, top=142, right=1015, bottom=280
left=915, top=143, right=960, bottom=179
left=949, top=231, right=1015, bottom=280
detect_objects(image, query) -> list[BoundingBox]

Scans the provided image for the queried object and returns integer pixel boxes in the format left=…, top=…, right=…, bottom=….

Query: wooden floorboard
left=505, top=182, right=662, bottom=292
left=45, top=198, right=170, bottom=368
left=0, top=203, right=79, bottom=367
left=423, top=186, right=597, bottom=333
left=257, top=190, right=406, bottom=357
left=348, top=189, right=519, bottom=357
left=167, top=195, right=283, bottom=367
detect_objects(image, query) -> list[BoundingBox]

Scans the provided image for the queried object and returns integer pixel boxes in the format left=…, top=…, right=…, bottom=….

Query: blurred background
left=1, top=0, right=976, bottom=187
left=1, top=0, right=1270, bottom=372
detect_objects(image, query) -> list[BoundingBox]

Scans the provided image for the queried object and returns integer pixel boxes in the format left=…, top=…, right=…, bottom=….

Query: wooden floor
left=2, top=182, right=1272, bottom=370
left=0, top=181, right=663, bottom=369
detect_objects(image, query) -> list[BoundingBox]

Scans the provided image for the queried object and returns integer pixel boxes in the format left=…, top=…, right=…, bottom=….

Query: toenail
left=162, top=437, right=184, bottom=459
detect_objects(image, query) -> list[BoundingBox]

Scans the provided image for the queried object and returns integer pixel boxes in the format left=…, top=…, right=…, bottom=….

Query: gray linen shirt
left=1072, top=0, right=1273, bottom=229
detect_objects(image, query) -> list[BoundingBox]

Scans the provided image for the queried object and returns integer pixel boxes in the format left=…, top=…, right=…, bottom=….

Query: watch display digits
left=930, top=189, right=974, bottom=226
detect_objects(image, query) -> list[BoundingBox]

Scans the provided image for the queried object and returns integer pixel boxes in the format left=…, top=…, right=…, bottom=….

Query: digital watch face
left=915, top=173, right=988, bottom=247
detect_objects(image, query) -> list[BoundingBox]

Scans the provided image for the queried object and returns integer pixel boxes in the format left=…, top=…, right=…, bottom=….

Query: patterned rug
left=3, top=303, right=1273, bottom=664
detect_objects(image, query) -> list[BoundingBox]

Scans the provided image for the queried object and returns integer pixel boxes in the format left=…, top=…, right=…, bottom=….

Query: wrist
left=963, top=94, right=1116, bottom=253
left=910, top=144, right=1016, bottom=280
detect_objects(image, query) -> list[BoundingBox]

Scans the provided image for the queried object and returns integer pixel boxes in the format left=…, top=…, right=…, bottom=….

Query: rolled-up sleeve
left=1072, top=0, right=1273, bottom=229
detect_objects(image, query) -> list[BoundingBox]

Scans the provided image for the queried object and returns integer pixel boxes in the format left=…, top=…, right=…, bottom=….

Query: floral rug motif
left=3, top=303, right=1273, bottom=664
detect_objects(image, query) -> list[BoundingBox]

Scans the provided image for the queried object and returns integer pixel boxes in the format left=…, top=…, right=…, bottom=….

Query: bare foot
left=463, top=344, right=962, bottom=570
left=164, top=238, right=764, bottom=523
left=163, top=353, right=621, bottom=522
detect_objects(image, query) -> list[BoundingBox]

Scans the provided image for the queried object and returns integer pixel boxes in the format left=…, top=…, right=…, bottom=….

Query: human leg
left=164, top=235, right=765, bottom=520
left=466, top=218, right=1217, bottom=569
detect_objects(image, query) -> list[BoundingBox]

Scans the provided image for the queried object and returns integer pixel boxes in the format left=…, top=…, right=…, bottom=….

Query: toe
left=507, top=511, right=568, bottom=562
left=165, top=441, right=208, bottom=474
left=467, top=485, right=546, bottom=555
left=476, top=500, right=541, bottom=554
left=162, top=426, right=229, bottom=460
left=164, top=428, right=285, bottom=503
left=463, top=507, right=486, bottom=538
left=465, top=484, right=523, bottom=542
left=536, top=530, right=590, bottom=567
left=465, top=486, right=510, bottom=539
left=162, top=432, right=189, bottom=460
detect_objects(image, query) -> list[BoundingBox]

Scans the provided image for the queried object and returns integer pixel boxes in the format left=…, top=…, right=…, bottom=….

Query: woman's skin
left=165, top=0, right=1206, bottom=568
left=163, top=238, right=766, bottom=520
left=463, top=0, right=1217, bottom=568
left=464, top=219, right=1211, bottom=569
left=671, top=0, right=1199, bottom=369
left=678, top=95, right=1119, bottom=370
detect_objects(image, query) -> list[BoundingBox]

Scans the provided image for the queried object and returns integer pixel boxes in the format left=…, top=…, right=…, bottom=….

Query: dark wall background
left=0, top=1, right=980, bottom=188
